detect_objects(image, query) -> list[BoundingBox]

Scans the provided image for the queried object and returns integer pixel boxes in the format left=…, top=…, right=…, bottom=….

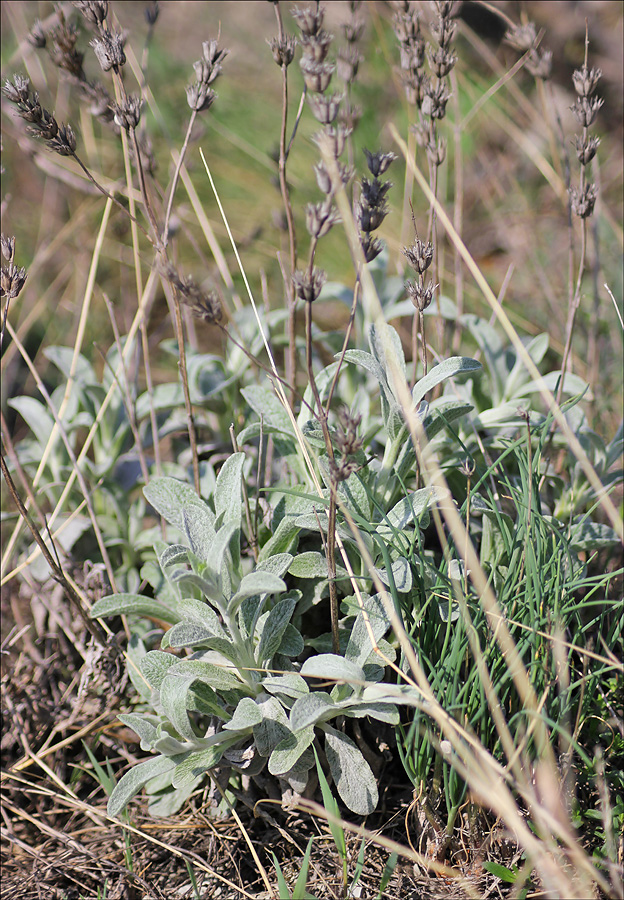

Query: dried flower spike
left=90, top=32, right=126, bottom=72
left=73, top=1, right=109, bottom=27
left=111, top=96, right=142, bottom=130
left=269, top=35, right=297, bottom=68
left=292, top=268, right=327, bottom=303
left=363, top=149, right=397, bottom=177
left=403, top=239, right=433, bottom=274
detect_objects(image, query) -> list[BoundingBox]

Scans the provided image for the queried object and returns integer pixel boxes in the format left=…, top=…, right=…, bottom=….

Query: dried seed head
left=343, top=19, right=365, bottom=44
left=87, top=82, right=115, bottom=122
left=292, top=5, right=325, bottom=36
left=421, top=80, right=451, bottom=119
left=299, top=29, right=333, bottom=63
left=28, top=21, right=47, bottom=49
left=330, top=408, right=363, bottom=482
left=405, top=279, right=436, bottom=311
left=574, top=134, right=600, bottom=166
left=268, top=35, right=297, bottom=67
left=314, top=160, right=353, bottom=195
left=427, top=44, right=457, bottom=78
left=410, top=119, right=429, bottom=147
left=186, top=83, right=216, bottom=112
left=162, top=263, right=222, bottom=323
left=27, top=107, right=59, bottom=141
left=1, top=262, right=27, bottom=300
left=526, top=47, right=552, bottom=80
left=360, top=176, right=392, bottom=208
left=308, top=91, right=343, bottom=125
left=504, top=22, right=538, bottom=53
left=393, top=10, right=421, bottom=44
left=292, top=267, right=327, bottom=303
left=312, top=124, right=351, bottom=159
left=431, top=15, right=456, bottom=50
left=14, top=92, right=44, bottom=124
left=360, top=233, right=385, bottom=263
left=112, top=95, right=142, bottom=130
left=3, top=75, right=32, bottom=104
left=305, top=199, right=341, bottom=238
left=47, top=124, right=77, bottom=156
left=336, top=47, right=361, bottom=83
left=338, top=103, right=361, bottom=131
left=202, top=40, right=229, bottom=68
left=355, top=199, right=389, bottom=232
left=432, top=0, right=460, bottom=17
left=399, top=41, right=425, bottom=72
left=402, top=69, right=428, bottom=106
left=145, top=1, right=160, bottom=26
left=571, top=95, right=603, bottom=128
left=426, top=135, right=446, bottom=166
left=90, top=32, right=126, bottom=71
left=570, top=183, right=597, bottom=218
left=194, top=41, right=228, bottom=86
left=460, top=457, right=476, bottom=478
left=49, top=13, right=85, bottom=78
left=572, top=64, right=602, bottom=98
left=336, top=408, right=362, bottom=455
left=300, top=57, right=335, bottom=93
left=1, top=235, right=15, bottom=262
left=363, top=149, right=397, bottom=177
left=73, top=1, right=109, bottom=27
left=403, top=239, right=434, bottom=274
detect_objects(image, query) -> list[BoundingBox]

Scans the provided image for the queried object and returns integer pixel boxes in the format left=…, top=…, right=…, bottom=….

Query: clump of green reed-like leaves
left=1, top=3, right=622, bottom=899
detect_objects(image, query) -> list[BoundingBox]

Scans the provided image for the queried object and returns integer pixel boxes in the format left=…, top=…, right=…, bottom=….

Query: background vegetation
left=1, top=2, right=622, bottom=898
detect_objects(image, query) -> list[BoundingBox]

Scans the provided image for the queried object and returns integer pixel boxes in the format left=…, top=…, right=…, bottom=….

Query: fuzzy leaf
left=269, top=725, right=315, bottom=776
left=8, top=397, right=55, bottom=448
left=324, top=725, right=378, bottom=815
left=140, top=650, right=179, bottom=691
left=339, top=700, right=399, bottom=724
left=263, top=673, right=309, bottom=700
left=214, top=452, right=245, bottom=529
left=568, top=520, right=622, bottom=550
left=288, top=551, right=329, bottom=579
left=253, top=696, right=291, bottom=756
left=90, top=593, right=179, bottom=625
left=181, top=504, right=217, bottom=565
left=257, top=597, right=297, bottom=664
left=176, top=598, right=225, bottom=637
left=165, top=621, right=226, bottom=650
left=412, top=357, right=481, bottom=408
left=108, top=755, right=177, bottom=818
left=159, top=673, right=199, bottom=741
left=384, top=486, right=448, bottom=531
left=144, top=477, right=213, bottom=532
left=345, top=604, right=391, bottom=668
left=242, top=385, right=293, bottom=435
left=117, top=714, right=162, bottom=751
left=255, top=553, right=294, bottom=580
left=301, top=654, right=365, bottom=687
left=257, top=516, right=301, bottom=561
left=290, top=691, right=337, bottom=732
left=223, top=697, right=263, bottom=731
left=230, top=571, right=286, bottom=607
left=168, top=658, right=243, bottom=692
left=171, top=741, right=230, bottom=792
left=369, top=322, right=407, bottom=389
left=205, top=521, right=239, bottom=593
left=278, top=623, right=304, bottom=658
left=159, top=544, right=189, bottom=568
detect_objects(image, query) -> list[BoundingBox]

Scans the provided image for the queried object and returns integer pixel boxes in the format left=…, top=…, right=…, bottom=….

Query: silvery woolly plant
left=90, top=461, right=402, bottom=818
left=88, top=305, right=483, bottom=819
